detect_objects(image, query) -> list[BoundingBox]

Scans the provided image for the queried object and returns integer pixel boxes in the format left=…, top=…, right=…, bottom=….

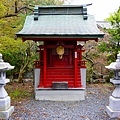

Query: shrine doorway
left=47, top=48, right=74, bottom=68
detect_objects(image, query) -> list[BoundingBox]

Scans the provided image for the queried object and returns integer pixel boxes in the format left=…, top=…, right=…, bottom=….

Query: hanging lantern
left=56, top=45, right=65, bottom=59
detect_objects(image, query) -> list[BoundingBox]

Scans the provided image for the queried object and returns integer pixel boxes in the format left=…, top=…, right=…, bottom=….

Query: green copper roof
left=16, top=5, right=104, bottom=39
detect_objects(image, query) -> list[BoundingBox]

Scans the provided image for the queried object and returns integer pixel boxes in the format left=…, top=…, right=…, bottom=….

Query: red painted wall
left=35, top=41, right=85, bottom=88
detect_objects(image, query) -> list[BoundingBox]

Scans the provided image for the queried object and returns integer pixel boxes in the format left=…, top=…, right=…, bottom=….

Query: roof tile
left=17, top=14, right=104, bottom=38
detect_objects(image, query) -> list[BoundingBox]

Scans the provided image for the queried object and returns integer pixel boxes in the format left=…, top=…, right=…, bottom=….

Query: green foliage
left=106, top=7, right=120, bottom=28
left=9, top=88, right=31, bottom=100
left=0, top=13, right=31, bottom=79
left=20, top=0, right=64, bottom=6
left=98, top=41, right=108, bottom=53
left=106, top=7, right=120, bottom=44
left=0, top=0, right=64, bottom=81
left=0, top=36, right=37, bottom=79
left=0, top=36, right=25, bottom=74
left=98, top=40, right=120, bottom=64
left=0, top=0, right=16, bottom=17
left=10, top=89, right=21, bottom=99
left=98, top=7, right=120, bottom=64
left=0, top=1, right=7, bottom=17
left=0, top=15, right=25, bottom=37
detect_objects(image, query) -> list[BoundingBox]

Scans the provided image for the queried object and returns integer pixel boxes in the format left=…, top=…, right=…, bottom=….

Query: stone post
left=105, top=53, right=120, bottom=118
left=0, top=54, right=14, bottom=119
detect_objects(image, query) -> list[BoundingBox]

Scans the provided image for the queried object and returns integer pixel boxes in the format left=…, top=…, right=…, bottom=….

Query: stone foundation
left=106, top=96, right=120, bottom=118
left=35, top=88, right=85, bottom=101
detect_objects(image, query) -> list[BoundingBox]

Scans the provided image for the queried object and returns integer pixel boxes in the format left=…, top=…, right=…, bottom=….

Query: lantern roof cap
left=105, top=53, right=120, bottom=70
left=0, top=53, right=14, bottom=71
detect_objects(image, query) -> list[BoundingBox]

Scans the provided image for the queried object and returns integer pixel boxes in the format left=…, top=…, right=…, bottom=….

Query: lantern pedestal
left=105, top=53, right=120, bottom=118
left=106, top=83, right=120, bottom=118
left=0, top=96, right=14, bottom=119
left=0, top=83, right=14, bottom=119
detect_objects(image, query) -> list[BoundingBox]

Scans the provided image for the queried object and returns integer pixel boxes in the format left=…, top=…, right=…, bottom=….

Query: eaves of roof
left=16, top=14, right=104, bottom=39
left=96, top=21, right=112, bottom=29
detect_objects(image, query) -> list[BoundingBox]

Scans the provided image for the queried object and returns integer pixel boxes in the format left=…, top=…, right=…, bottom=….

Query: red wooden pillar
left=43, top=46, right=47, bottom=87
left=74, top=49, right=77, bottom=87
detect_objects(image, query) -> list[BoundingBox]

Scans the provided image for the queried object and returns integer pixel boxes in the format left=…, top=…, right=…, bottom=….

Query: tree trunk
left=18, top=57, right=30, bottom=84
left=18, top=70, right=23, bottom=83
left=15, top=1, right=18, bottom=13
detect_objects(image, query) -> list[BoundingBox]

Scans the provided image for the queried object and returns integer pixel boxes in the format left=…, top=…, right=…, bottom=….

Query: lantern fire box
left=16, top=5, right=104, bottom=101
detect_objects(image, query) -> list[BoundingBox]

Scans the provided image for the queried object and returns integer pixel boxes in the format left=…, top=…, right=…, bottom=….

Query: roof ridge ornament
left=82, top=5, right=88, bottom=20
left=34, top=5, right=39, bottom=21
left=33, top=4, right=92, bottom=17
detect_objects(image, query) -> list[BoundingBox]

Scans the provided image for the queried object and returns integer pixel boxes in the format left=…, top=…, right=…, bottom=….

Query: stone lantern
left=0, top=53, right=14, bottom=119
left=105, top=53, right=120, bottom=118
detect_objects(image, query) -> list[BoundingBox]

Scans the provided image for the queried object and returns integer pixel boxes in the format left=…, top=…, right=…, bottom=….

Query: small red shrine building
left=16, top=5, right=104, bottom=101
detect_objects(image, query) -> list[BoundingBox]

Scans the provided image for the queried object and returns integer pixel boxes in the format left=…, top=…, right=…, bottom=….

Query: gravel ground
left=9, top=84, right=119, bottom=120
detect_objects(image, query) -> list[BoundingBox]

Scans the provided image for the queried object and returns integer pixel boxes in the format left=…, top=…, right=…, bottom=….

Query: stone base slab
left=106, top=96, right=120, bottom=118
left=35, top=88, right=85, bottom=101
left=109, top=96, right=120, bottom=111
left=106, top=106, right=120, bottom=118
left=0, top=106, right=14, bottom=119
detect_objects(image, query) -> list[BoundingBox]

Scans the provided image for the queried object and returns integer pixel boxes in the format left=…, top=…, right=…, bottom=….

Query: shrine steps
left=39, top=68, right=81, bottom=88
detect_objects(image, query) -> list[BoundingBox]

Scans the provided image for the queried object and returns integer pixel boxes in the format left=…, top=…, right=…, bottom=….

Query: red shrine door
left=47, top=48, right=73, bottom=67
left=45, top=46, right=76, bottom=88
